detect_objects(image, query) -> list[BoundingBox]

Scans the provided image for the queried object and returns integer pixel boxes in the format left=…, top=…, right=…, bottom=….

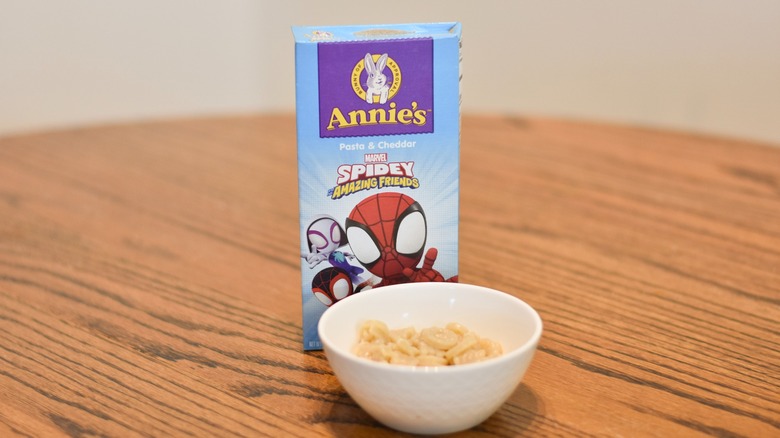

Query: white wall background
left=2, top=1, right=779, bottom=145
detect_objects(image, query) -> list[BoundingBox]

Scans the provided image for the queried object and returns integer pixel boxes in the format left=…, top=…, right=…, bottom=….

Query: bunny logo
left=352, top=53, right=401, bottom=105
left=317, top=38, right=433, bottom=137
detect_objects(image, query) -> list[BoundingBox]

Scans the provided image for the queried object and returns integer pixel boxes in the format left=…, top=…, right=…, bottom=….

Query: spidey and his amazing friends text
left=329, top=155, right=419, bottom=199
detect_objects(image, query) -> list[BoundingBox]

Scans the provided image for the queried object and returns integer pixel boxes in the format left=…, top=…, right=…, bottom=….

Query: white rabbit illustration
left=364, top=53, right=389, bottom=104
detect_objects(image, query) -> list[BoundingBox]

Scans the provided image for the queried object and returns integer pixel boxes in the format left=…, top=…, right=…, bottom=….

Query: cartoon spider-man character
left=301, top=215, right=366, bottom=285
left=311, top=267, right=352, bottom=307
left=345, top=192, right=457, bottom=286
left=310, top=267, right=371, bottom=307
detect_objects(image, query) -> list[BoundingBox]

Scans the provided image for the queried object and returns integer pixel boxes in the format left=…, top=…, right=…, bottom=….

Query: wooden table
left=0, top=115, right=778, bottom=437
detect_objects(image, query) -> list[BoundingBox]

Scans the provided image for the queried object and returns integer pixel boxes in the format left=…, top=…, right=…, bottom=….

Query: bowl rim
left=317, top=282, right=543, bottom=374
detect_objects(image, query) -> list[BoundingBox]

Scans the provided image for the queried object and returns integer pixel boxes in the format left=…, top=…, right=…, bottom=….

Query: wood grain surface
left=0, top=115, right=778, bottom=437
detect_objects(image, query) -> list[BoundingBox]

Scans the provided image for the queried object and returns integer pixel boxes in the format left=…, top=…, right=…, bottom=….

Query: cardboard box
left=293, top=22, right=461, bottom=350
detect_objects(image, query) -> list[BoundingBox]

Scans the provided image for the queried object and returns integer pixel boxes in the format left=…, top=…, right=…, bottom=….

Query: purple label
left=318, top=38, right=434, bottom=138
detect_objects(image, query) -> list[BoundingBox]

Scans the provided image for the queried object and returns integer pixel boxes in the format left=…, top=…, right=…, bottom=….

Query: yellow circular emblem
left=351, top=54, right=402, bottom=103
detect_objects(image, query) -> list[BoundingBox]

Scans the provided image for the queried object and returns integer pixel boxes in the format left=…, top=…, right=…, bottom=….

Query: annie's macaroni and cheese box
left=293, top=23, right=461, bottom=350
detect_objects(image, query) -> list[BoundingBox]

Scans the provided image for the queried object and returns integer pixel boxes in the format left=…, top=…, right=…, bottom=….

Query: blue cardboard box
left=293, top=23, right=461, bottom=350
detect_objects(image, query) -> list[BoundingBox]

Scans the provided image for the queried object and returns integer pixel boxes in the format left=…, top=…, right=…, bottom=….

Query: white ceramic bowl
left=318, top=282, right=543, bottom=435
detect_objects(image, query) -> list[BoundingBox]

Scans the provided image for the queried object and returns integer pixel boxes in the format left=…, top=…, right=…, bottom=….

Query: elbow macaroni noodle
left=354, top=320, right=503, bottom=366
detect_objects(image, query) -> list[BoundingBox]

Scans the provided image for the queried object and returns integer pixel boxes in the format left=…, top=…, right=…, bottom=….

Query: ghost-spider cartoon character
left=301, top=215, right=367, bottom=286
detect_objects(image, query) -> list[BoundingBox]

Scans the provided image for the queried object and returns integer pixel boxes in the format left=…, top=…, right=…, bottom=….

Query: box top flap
left=292, top=22, right=461, bottom=43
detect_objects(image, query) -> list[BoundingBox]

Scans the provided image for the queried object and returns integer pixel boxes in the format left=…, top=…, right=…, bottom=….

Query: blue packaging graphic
left=293, top=23, right=461, bottom=350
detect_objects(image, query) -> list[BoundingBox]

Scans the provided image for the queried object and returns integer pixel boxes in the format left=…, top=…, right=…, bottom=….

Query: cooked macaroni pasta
left=354, top=320, right=503, bottom=366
